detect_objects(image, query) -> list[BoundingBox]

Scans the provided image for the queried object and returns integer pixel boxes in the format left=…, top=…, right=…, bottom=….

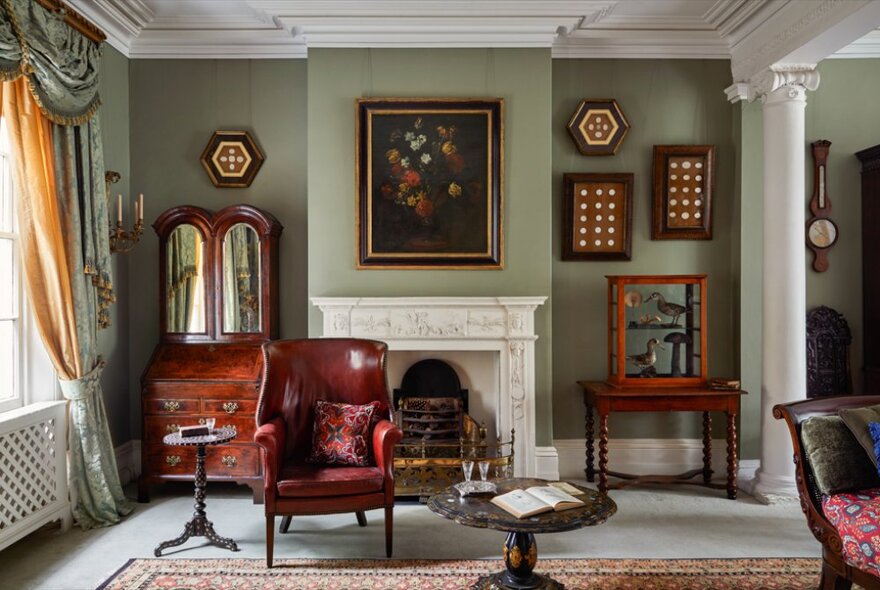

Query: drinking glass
left=461, top=460, right=474, bottom=482
left=205, top=417, right=216, bottom=434
left=478, top=460, right=490, bottom=482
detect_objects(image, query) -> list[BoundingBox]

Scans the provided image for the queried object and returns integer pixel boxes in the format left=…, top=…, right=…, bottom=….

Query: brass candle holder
left=105, top=171, right=143, bottom=254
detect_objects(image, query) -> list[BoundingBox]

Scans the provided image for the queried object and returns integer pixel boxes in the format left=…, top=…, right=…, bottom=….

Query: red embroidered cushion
left=823, top=488, right=880, bottom=577
left=308, top=400, right=380, bottom=466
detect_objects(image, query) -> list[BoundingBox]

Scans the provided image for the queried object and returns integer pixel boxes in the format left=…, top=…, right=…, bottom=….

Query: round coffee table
left=154, top=428, right=239, bottom=556
left=427, top=478, right=616, bottom=589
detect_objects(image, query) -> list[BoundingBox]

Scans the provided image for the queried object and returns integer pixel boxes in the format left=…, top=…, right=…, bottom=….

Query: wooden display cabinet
left=606, top=274, right=708, bottom=387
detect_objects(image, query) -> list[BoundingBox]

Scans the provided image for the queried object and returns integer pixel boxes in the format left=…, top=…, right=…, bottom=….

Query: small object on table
left=455, top=480, right=497, bottom=497
left=428, top=478, right=616, bottom=590
left=178, top=424, right=210, bottom=438
left=154, top=428, right=239, bottom=556
left=708, top=378, right=741, bottom=391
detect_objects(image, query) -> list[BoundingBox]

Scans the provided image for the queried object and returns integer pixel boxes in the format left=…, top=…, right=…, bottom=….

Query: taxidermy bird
left=645, top=292, right=688, bottom=326
left=626, top=338, right=664, bottom=371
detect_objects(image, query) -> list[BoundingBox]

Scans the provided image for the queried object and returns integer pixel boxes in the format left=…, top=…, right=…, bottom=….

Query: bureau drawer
left=145, top=415, right=255, bottom=440
left=146, top=398, right=199, bottom=414
left=203, top=399, right=257, bottom=416
left=144, top=443, right=261, bottom=478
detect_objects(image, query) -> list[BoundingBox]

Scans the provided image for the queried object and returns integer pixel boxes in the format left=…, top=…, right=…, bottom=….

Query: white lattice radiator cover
left=0, top=401, right=70, bottom=551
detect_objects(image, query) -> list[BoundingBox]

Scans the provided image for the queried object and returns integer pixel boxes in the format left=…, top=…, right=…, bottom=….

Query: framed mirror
left=222, top=223, right=261, bottom=333
left=166, top=224, right=207, bottom=333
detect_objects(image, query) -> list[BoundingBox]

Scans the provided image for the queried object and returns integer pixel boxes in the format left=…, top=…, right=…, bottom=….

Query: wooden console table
left=578, top=381, right=746, bottom=500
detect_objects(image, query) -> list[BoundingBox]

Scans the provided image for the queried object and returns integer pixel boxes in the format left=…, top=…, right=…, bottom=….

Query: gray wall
left=97, top=46, right=131, bottom=444
left=306, top=49, right=555, bottom=445
left=551, top=59, right=737, bottom=444
left=127, top=59, right=309, bottom=438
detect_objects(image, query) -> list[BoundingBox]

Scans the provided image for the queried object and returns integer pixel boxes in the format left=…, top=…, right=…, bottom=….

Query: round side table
left=428, top=478, right=617, bottom=589
left=154, top=427, right=240, bottom=557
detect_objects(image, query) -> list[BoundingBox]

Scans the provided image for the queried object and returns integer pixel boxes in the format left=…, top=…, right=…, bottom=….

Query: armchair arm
left=254, top=417, right=287, bottom=499
left=373, top=419, right=403, bottom=486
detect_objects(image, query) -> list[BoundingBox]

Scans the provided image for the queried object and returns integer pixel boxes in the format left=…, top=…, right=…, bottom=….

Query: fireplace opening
left=391, top=358, right=513, bottom=499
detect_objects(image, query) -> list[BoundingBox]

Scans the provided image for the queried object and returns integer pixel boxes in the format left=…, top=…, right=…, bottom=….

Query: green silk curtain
left=0, top=0, right=131, bottom=528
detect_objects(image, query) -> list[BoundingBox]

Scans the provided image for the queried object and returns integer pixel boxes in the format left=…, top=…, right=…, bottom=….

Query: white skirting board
left=555, top=438, right=759, bottom=488
left=115, top=440, right=141, bottom=486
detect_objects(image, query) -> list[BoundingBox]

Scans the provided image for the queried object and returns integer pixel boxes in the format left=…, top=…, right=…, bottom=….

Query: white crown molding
left=829, top=28, right=880, bottom=58
left=553, top=30, right=730, bottom=59
left=729, top=0, right=878, bottom=83
left=68, top=0, right=154, bottom=57
left=127, top=30, right=306, bottom=60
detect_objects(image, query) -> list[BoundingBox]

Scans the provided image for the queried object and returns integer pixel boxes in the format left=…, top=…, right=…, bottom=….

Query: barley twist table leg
left=599, top=412, right=609, bottom=495
left=726, top=412, right=738, bottom=500
left=702, top=411, right=712, bottom=484
left=585, top=406, right=595, bottom=482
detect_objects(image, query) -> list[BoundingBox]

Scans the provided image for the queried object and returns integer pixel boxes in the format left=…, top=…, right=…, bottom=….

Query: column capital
left=725, top=63, right=820, bottom=104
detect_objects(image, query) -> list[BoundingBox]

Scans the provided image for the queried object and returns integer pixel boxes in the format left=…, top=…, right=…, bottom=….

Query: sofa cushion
left=276, top=463, right=384, bottom=498
left=801, top=416, right=880, bottom=495
left=840, top=405, right=880, bottom=467
left=308, top=400, right=380, bottom=466
left=824, top=488, right=880, bottom=578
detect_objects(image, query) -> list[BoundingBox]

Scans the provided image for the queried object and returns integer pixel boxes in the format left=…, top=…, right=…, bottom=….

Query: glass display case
left=607, top=274, right=708, bottom=387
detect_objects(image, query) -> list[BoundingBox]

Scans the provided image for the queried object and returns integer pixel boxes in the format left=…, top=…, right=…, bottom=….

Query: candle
left=133, top=199, right=138, bottom=223
left=117, top=194, right=122, bottom=224
left=138, top=193, right=144, bottom=222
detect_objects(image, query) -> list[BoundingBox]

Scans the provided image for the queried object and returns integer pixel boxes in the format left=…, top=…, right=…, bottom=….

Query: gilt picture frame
left=652, top=145, right=715, bottom=240
left=356, top=98, right=503, bottom=269
left=562, top=172, right=634, bottom=261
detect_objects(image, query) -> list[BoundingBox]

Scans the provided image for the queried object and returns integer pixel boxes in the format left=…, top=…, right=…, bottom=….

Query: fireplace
left=311, top=296, right=547, bottom=477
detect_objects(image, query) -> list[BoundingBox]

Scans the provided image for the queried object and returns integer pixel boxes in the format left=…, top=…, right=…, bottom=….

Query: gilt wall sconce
left=105, top=170, right=143, bottom=254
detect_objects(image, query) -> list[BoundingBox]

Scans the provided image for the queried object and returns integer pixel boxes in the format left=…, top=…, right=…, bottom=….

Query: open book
left=490, top=485, right=585, bottom=519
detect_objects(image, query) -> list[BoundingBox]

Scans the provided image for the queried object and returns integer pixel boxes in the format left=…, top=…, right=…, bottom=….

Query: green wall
left=127, top=59, right=309, bottom=438
left=551, top=59, right=738, bottom=442
left=97, top=46, right=132, bottom=444
left=306, top=48, right=555, bottom=445
left=805, top=59, right=880, bottom=393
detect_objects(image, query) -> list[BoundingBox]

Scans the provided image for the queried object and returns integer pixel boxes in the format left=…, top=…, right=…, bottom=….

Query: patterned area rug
left=97, top=557, right=822, bottom=589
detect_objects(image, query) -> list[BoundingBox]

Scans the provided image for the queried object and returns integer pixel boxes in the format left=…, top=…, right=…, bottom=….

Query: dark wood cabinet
left=857, top=145, right=880, bottom=391
left=138, top=205, right=282, bottom=503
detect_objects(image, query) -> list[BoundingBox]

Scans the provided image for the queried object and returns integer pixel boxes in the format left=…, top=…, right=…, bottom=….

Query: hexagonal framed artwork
left=200, top=131, right=264, bottom=188
left=566, top=99, right=630, bottom=156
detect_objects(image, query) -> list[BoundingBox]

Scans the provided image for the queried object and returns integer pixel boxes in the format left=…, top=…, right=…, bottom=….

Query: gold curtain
left=2, top=77, right=80, bottom=379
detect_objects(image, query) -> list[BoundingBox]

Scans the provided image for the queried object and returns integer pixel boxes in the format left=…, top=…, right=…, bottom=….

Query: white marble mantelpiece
left=311, top=296, right=548, bottom=476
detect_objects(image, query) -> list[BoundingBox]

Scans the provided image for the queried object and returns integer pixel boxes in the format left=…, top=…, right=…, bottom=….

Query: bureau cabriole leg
left=585, top=406, right=595, bottom=482
left=598, top=412, right=609, bottom=495
left=702, top=411, right=712, bottom=484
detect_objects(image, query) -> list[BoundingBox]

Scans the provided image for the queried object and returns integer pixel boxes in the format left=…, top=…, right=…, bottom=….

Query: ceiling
left=68, top=0, right=880, bottom=80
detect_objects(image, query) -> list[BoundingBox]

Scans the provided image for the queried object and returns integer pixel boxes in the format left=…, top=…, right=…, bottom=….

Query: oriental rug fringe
left=97, top=557, right=823, bottom=590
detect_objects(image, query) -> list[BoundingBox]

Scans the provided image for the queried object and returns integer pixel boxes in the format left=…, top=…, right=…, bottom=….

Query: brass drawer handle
left=163, top=401, right=181, bottom=412
left=222, top=424, right=237, bottom=435
left=165, top=455, right=181, bottom=467
left=165, top=424, right=179, bottom=434
left=220, top=455, right=237, bottom=467
left=222, top=402, right=239, bottom=414
left=198, top=418, right=206, bottom=425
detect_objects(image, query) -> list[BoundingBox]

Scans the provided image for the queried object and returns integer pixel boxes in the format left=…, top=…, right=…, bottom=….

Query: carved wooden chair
left=775, top=395, right=880, bottom=590
left=807, top=306, right=853, bottom=398
left=254, top=338, right=403, bottom=567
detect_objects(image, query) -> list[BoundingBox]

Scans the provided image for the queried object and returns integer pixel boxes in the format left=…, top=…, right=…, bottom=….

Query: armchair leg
left=266, top=515, right=275, bottom=568
left=280, top=515, right=292, bottom=533
left=819, top=560, right=852, bottom=590
left=356, top=511, right=368, bottom=527
left=385, top=506, right=394, bottom=558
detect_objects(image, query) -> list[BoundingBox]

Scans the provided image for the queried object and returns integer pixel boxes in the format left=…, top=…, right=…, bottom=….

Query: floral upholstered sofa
left=776, top=395, right=880, bottom=590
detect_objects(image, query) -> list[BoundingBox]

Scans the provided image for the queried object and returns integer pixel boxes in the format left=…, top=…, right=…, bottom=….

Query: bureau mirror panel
left=222, top=223, right=262, bottom=333
left=166, top=224, right=206, bottom=333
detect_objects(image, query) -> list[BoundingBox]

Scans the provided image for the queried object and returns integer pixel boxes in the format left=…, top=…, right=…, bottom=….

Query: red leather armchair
left=254, top=338, right=403, bottom=567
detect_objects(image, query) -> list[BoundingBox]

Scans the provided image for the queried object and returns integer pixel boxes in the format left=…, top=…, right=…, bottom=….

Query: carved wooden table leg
left=154, top=444, right=239, bottom=556
left=585, top=406, right=595, bottom=482
left=726, top=412, right=738, bottom=500
left=599, top=411, right=609, bottom=495
left=702, top=411, right=712, bottom=484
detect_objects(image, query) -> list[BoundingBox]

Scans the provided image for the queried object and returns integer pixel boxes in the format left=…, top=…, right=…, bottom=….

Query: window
left=0, top=118, right=21, bottom=413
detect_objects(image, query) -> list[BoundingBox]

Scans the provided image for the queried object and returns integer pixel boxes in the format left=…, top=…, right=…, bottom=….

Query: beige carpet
left=97, top=557, right=823, bottom=589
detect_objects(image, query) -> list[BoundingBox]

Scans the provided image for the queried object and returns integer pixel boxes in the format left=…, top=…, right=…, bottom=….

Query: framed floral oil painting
left=356, top=98, right=503, bottom=268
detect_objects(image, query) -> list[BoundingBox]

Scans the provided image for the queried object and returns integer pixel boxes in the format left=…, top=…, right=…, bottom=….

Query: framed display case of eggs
left=562, top=173, right=633, bottom=260
left=651, top=145, right=715, bottom=240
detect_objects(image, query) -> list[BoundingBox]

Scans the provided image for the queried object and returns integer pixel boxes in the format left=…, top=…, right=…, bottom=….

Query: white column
left=728, top=65, right=819, bottom=503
